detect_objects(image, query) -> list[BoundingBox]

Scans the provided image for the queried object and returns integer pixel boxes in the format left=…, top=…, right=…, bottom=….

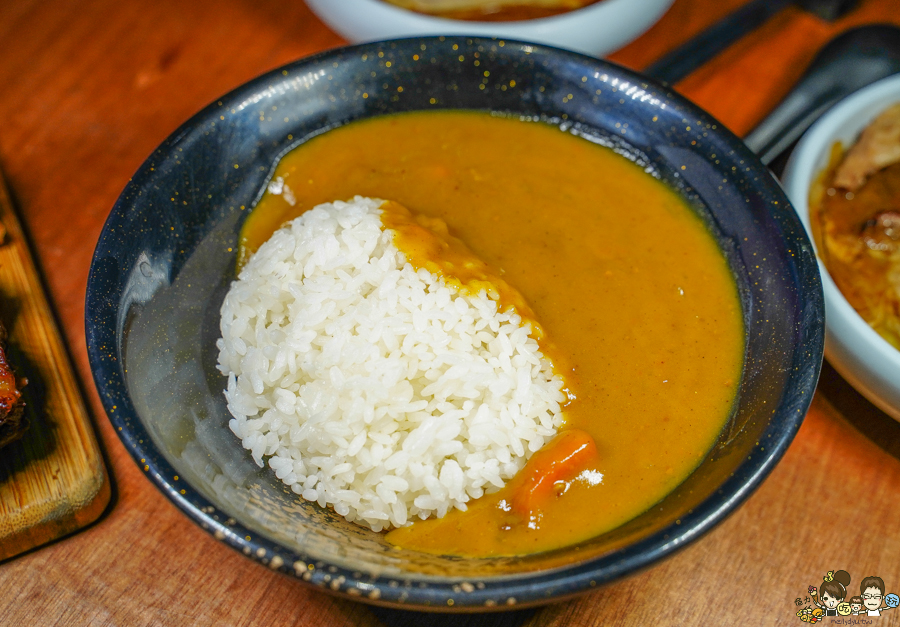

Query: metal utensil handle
left=745, top=24, right=900, bottom=165
left=644, top=0, right=792, bottom=84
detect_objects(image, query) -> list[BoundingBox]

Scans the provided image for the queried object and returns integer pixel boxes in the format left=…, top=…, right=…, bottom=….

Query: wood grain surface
left=0, top=167, right=109, bottom=561
left=1, top=0, right=899, bottom=625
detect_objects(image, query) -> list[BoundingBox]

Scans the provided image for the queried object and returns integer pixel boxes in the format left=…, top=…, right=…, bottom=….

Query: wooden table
left=2, top=0, right=899, bottom=625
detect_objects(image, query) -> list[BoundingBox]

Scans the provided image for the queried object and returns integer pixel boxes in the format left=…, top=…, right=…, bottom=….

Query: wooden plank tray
left=0, top=168, right=109, bottom=561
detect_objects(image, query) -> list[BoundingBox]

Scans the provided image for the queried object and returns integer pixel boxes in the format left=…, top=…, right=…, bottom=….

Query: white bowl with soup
left=782, top=73, right=900, bottom=421
left=305, top=0, right=675, bottom=57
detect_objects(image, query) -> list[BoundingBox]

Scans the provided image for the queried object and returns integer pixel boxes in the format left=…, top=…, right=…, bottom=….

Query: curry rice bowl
left=216, top=196, right=567, bottom=532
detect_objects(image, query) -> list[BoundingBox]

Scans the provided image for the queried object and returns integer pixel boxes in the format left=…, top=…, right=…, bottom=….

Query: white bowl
left=305, top=0, right=675, bottom=57
left=782, top=74, right=900, bottom=421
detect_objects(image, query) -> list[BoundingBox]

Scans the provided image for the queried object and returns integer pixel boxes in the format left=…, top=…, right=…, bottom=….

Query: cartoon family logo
left=794, top=570, right=900, bottom=623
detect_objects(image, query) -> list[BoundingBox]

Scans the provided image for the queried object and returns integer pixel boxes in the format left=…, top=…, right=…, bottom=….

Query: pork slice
left=834, top=103, right=900, bottom=191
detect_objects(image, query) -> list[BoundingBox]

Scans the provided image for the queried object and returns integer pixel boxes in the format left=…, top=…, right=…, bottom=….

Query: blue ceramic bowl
left=86, top=37, right=823, bottom=610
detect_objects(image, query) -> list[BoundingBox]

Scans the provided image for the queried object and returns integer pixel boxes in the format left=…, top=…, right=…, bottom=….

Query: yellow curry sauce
left=240, top=111, right=744, bottom=557
left=380, top=200, right=544, bottom=340
left=811, top=144, right=900, bottom=350
left=381, top=0, right=602, bottom=22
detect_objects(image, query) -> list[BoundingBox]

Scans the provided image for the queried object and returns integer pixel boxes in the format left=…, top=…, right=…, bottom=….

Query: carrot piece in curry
left=508, top=429, right=598, bottom=516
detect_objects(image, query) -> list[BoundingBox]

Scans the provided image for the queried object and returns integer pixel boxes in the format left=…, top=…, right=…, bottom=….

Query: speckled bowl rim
left=86, top=36, right=824, bottom=611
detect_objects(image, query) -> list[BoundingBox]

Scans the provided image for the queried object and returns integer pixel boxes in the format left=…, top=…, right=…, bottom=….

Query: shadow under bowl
left=86, top=37, right=824, bottom=610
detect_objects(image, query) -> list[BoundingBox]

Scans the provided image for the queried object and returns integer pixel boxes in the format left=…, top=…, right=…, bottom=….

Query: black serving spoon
left=744, top=24, right=900, bottom=167
left=644, top=0, right=859, bottom=84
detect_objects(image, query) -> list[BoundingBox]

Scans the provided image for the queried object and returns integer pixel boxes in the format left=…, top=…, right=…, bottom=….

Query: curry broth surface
left=240, top=111, right=744, bottom=557
left=811, top=145, right=900, bottom=350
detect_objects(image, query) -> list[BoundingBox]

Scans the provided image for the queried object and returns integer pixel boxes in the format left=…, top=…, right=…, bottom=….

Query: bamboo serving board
left=0, top=168, right=109, bottom=561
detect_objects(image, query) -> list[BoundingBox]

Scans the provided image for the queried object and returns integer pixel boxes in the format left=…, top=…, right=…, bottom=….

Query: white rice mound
left=216, top=196, right=566, bottom=532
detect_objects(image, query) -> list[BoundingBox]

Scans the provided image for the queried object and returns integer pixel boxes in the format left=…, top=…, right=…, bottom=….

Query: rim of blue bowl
left=85, top=35, right=824, bottom=610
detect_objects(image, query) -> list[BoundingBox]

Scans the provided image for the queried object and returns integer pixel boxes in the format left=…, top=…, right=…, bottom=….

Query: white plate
left=306, top=0, right=675, bottom=58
